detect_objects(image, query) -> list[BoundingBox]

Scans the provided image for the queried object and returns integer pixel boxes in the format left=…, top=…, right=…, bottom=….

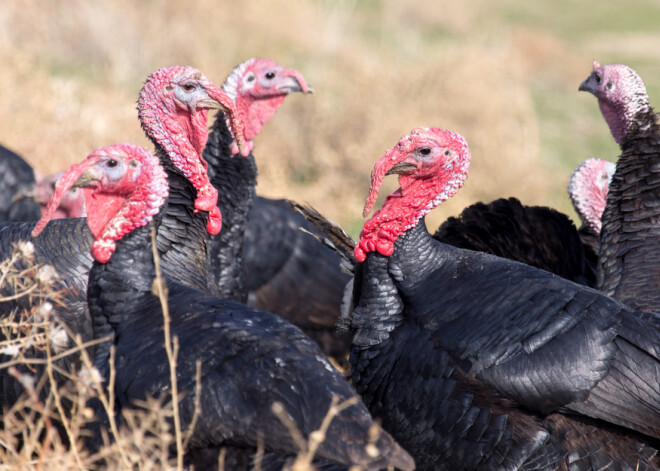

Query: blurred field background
left=0, top=0, right=659, bottom=236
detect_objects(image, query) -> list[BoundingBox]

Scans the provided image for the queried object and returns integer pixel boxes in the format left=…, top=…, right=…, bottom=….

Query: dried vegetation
left=0, top=0, right=658, bottom=235
left=0, top=238, right=381, bottom=470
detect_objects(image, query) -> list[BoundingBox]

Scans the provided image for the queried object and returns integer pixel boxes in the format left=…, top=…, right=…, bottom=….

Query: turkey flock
left=0, top=58, right=658, bottom=470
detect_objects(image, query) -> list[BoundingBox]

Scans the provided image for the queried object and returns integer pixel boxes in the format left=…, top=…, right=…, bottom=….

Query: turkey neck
left=155, top=148, right=216, bottom=295
left=203, top=112, right=257, bottom=302
left=351, top=220, right=445, bottom=349
left=87, top=216, right=158, bottom=378
left=597, top=108, right=660, bottom=310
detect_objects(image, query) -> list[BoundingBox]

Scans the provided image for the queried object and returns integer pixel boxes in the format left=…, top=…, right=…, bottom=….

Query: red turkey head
left=356, top=127, right=470, bottom=262
left=222, top=58, right=312, bottom=155
left=32, top=144, right=168, bottom=263
left=579, top=61, right=650, bottom=144
left=138, top=66, right=246, bottom=235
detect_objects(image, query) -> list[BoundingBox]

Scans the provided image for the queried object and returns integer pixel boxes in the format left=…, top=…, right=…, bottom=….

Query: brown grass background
left=0, top=0, right=659, bottom=236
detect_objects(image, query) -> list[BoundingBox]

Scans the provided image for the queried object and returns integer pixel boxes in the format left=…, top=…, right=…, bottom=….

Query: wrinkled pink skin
left=355, top=127, right=471, bottom=262
left=32, top=144, right=168, bottom=264
left=568, top=158, right=615, bottom=235
left=222, top=58, right=312, bottom=157
left=138, top=66, right=247, bottom=235
left=579, top=61, right=650, bottom=145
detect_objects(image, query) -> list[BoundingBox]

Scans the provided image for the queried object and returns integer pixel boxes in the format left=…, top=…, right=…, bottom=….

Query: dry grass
left=0, top=0, right=659, bottom=237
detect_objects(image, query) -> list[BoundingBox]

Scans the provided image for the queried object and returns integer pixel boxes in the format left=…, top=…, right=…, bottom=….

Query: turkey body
left=351, top=221, right=660, bottom=469
left=91, top=242, right=410, bottom=469
left=597, top=109, right=660, bottom=310
left=78, top=145, right=414, bottom=471
left=579, top=62, right=660, bottom=312
left=0, top=144, right=41, bottom=222
left=433, top=197, right=597, bottom=287
left=204, top=108, right=351, bottom=358
left=244, top=197, right=352, bottom=357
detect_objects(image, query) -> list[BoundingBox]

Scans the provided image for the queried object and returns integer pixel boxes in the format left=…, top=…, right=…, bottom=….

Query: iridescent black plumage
left=203, top=110, right=351, bottom=358
left=433, top=197, right=597, bottom=287
left=597, top=108, right=660, bottom=311
left=348, top=220, right=660, bottom=469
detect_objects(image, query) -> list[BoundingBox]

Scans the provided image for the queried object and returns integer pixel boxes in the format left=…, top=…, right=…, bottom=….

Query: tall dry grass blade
left=150, top=225, right=184, bottom=470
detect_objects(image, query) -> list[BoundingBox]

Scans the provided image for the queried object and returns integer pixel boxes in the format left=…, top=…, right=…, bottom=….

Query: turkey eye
left=265, top=71, right=276, bottom=79
left=418, top=147, right=431, bottom=156
left=594, top=73, right=601, bottom=84
left=182, top=83, right=196, bottom=92
left=443, top=150, right=451, bottom=157
left=107, top=160, right=118, bottom=168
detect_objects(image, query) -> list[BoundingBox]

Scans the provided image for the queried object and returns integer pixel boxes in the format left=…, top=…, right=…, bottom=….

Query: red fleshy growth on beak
left=31, top=157, right=100, bottom=237
left=207, top=84, right=247, bottom=156
left=363, top=148, right=398, bottom=217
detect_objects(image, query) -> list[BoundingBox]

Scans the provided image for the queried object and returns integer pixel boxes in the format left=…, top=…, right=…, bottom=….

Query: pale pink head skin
left=222, top=58, right=312, bottom=155
left=138, top=66, right=246, bottom=235
left=34, top=171, right=87, bottom=219
left=355, top=127, right=471, bottom=263
left=32, top=144, right=168, bottom=264
left=568, top=158, right=615, bottom=235
left=579, top=61, right=651, bottom=145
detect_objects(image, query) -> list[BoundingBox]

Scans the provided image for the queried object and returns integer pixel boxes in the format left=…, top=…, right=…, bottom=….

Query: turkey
left=432, top=197, right=597, bottom=286
left=34, top=143, right=415, bottom=471
left=303, top=127, right=660, bottom=469
left=0, top=143, right=41, bottom=221
left=0, top=66, right=244, bottom=408
left=203, top=58, right=351, bottom=357
left=29, top=171, right=87, bottom=219
left=567, top=158, right=615, bottom=253
left=579, top=61, right=660, bottom=312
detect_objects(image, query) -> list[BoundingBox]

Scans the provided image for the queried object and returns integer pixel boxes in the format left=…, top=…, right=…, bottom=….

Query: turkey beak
left=579, top=74, right=597, bottom=94
left=206, top=85, right=247, bottom=156
left=72, top=171, right=99, bottom=189
left=198, top=90, right=229, bottom=112
left=386, top=162, right=417, bottom=176
left=277, top=69, right=313, bottom=94
left=198, top=99, right=225, bottom=110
